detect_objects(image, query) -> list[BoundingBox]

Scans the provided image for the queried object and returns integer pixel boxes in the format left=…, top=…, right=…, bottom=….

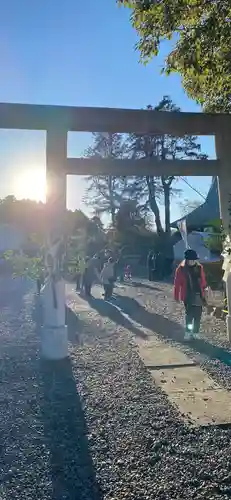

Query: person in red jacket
left=174, top=249, right=206, bottom=340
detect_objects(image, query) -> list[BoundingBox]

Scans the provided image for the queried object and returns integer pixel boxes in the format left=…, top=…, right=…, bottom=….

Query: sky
left=0, top=0, right=216, bottom=223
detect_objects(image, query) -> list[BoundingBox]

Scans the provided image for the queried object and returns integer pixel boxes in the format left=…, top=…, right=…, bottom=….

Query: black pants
left=148, top=268, right=154, bottom=281
left=76, top=273, right=81, bottom=290
left=83, top=279, right=92, bottom=297
left=104, top=283, right=113, bottom=300
left=185, top=303, right=202, bottom=334
left=36, top=278, right=41, bottom=295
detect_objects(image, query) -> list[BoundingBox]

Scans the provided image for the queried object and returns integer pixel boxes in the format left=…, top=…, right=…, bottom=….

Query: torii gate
left=1, top=103, right=231, bottom=355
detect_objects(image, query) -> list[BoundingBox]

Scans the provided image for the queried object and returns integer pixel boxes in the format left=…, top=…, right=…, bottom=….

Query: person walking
left=101, top=257, right=115, bottom=300
left=75, top=257, right=81, bottom=291
left=147, top=251, right=154, bottom=281
left=155, top=252, right=163, bottom=280
left=79, top=256, right=86, bottom=291
left=36, top=269, right=44, bottom=295
left=82, top=256, right=100, bottom=298
left=174, top=249, right=206, bottom=340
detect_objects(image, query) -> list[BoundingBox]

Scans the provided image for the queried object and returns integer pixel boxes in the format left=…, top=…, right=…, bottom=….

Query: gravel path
left=2, top=277, right=231, bottom=499
left=110, top=280, right=231, bottom=392
left=67, top=291, right=231, bottom=500
left=0, top=279, right=101, bottom=500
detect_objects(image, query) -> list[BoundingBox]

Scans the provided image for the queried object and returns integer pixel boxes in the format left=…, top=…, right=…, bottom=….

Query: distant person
left=36, top=274, right=43, bottom=295
left=124, top=264, right=132, bottom=280
left=101, top=257, right=115, bottom=300
left=75, top=257, right=81, bottom=291
left=79, top=257, right=86, bottom=291
left=36, top=267, right=45, bottom=295
left=116, top=253, right=125, bottom=282
left=82, top=256, right=100, bottom=298
left=174, top=249, right=206, bottom=341
left=147, top=251, right=154, bottom=281
left=155, top=252, right=162, bottom=280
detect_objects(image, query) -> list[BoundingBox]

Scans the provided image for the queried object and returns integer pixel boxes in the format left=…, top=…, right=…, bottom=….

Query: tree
left=126, top=97, right=206, bottom=235
left=116, top=200, right=147, bottom=231
left=84, top=132, right=129, bottom=225
left=107, top=200, right=159, bottom=261
left=179, top=198, right=202, bottom=217
left=205, top=232, right=224, bottom=256
left=119, top=1, right=231, bottom=112
left=1, top=196, right=107, bottom=280
left=0, top=195, right=107, bottom=263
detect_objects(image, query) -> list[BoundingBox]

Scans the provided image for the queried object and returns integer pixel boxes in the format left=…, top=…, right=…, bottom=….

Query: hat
left=184, top=249, right=198, bottom=260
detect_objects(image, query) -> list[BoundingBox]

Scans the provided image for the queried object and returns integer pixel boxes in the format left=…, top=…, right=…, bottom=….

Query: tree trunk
left=111, top=206, right=116, bottom=226
left=146, top=176, right=164, bottom=236
left=163, top=184, right=171, bottom=235
left=108, top=176, right=116, bottom=226
left=149, top=196, right=164, bottom=236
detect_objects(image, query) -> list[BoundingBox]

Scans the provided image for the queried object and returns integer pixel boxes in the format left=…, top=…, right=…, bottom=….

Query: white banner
left=177, top=219, right=189, bottom=249
left=222, top=234, right=231, bottom=281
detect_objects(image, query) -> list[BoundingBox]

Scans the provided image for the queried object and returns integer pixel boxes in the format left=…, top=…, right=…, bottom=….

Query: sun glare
left=13, top=168, right=46, bottom=203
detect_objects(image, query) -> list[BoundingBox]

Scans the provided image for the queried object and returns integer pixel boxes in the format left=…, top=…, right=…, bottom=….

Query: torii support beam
left=65, top=158, right=220, bottom=177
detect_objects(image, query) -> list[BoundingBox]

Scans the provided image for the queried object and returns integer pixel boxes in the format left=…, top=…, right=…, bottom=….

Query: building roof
left=171, top=177, right=220, bottom=229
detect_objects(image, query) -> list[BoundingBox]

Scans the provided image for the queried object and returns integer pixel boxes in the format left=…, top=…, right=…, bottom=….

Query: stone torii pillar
left=40, top=127, right=68, bottom=359
left=216, top=131, right=231, bottom=340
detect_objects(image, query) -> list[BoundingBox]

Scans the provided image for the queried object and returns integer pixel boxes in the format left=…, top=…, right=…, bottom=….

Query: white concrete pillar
left=40, top=127, right=68, bottom=360
left=40, top=277, right=68, bottom=359
left=216, top=132, right=231, bottom=340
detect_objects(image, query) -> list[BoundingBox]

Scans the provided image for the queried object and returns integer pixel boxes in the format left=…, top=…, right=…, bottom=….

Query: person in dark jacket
left=82, top=256, right=100, bottom=297
left=174, top=249, right=206, bottom=340
left=36, top=268, right=45, bottom=295
left=147, top=251, right=154, bottom=281
left=75, top=257, right=81, bottom=291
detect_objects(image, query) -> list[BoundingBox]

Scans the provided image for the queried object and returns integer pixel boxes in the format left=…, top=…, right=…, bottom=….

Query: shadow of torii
left=40, top=358, right=103, bottom=500
left=108, top=294, right=231, bottom=369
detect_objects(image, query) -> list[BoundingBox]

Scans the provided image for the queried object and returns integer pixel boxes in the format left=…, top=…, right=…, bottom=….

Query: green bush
left=203, top=261, right=223, bottom=289
left=4, top=250, right=44, bottom=280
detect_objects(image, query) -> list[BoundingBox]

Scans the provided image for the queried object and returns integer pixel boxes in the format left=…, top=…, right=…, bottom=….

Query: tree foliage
left=0, top=195, right=156, bottom=277
left=0, top=196, right=106, bottom=261
left=107, top=200, right=159, bottom=260
left=115, top=200, right=147, bottom=231
left=204, top=219, right=224, bottom=256
left=125, top=96, right=206, bottom=235
left=4, top=250, right=44, bottom=280
left=179, top=198, right=202, bottom=217
left=118, top=0, right=231, bottom=112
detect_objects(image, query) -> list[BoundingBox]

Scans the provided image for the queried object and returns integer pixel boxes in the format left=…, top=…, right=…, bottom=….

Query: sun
left=13, top=168, right=46, bottom=203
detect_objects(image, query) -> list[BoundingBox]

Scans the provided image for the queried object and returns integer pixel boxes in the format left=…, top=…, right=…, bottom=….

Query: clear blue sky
left=0, top=0, right=216, bottom=222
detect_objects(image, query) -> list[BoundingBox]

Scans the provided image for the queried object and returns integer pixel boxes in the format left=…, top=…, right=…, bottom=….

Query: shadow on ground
left=32, top=301, right=102, bottom=498
left=65, top=306, right=86, bottom=344
left=40, top=358, right=103, bottom=500
left=87, top=296, right=148, bottom=340
left=102, top=294, right=231, bottom=368
left=0, top=276, right=34, bottom=310
left=128, top=281, right=162, bottom=292
left=32, top=299, right=85, bottom=345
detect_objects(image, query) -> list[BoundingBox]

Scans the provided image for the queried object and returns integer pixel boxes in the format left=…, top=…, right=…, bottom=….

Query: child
left=101, top=257, right=115, bottom=300
left=124, top=264, right=132, bottom=280
left=174, top=249, right=206, bottom=340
